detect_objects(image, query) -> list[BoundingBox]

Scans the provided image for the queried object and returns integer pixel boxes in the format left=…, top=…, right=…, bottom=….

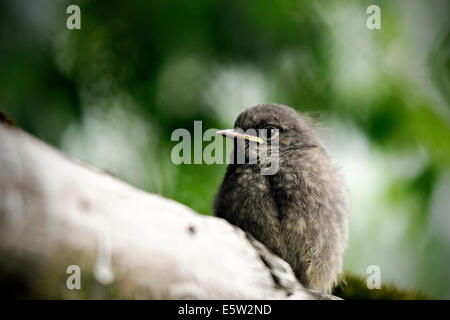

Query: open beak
left=216, top=129, right=264, bottom=144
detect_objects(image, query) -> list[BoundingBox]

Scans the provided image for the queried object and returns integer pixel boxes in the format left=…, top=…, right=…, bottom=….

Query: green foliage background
left=0, top=0, right=448, bottom=298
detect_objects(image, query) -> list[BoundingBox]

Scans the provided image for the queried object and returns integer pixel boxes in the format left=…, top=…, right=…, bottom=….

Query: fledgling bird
left=214, top=104, right=348, bottom=293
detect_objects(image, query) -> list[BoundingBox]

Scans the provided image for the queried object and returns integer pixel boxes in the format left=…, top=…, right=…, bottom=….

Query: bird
left=214, top=103, right=348, bottom=293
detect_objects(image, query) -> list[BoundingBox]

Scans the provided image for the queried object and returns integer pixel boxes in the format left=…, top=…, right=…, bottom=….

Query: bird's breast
left=214, top=165, right=282, bottom=249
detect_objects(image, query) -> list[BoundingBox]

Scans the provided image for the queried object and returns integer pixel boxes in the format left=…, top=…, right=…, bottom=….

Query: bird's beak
left=216, top=129, right=264, bottom=144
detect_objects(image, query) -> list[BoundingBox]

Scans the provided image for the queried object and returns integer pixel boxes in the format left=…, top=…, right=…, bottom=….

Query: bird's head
left=217, top=104, right=319, bottom=166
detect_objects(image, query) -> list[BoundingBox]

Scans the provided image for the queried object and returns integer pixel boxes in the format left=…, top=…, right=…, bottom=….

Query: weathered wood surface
left=0, top=123, right=338, bottom=299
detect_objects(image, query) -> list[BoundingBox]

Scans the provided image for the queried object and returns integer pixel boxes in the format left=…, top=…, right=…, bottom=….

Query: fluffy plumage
left=214, top=104, right=348, bottom=293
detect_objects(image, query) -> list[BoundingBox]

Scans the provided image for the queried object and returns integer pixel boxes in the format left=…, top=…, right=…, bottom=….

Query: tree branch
left=0, top=123, right=338, bottom=299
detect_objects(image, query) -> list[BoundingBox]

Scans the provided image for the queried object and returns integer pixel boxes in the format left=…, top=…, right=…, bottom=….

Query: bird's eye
left=261, top=127, right=279, bottom=141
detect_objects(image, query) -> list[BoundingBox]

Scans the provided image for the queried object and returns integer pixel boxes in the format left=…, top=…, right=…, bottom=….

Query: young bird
left=214, top=104, right=348, bottom=293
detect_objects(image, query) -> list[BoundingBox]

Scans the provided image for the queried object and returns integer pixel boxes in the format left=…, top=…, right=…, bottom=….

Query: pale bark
left=0, top=123, right=338, bottom=299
